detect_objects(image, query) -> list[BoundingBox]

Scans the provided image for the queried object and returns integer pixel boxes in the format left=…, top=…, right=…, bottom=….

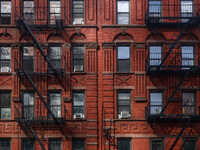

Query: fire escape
left=13, top=6, right=69, bottom=150
left=145, top=3, right=200, bottom=150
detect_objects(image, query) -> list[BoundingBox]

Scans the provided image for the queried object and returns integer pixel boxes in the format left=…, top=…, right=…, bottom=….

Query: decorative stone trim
left=13, top=97, right=20, bottom=103
left=134, top=43, right=146, bottom=49
left=114, top=86, right=135, bottom=90
left=85, top=42, right=98, bottom=49
left=102, top=42, right=115, bottom=49
left=134, top=97, right=147, bottom=102
left=63, top=97, right=71, bottom=103
left=167, top=96, right=179, bottom=102
left=166, top=43, right=179, bottom=49
left=62, top=43, right=71, bottom=49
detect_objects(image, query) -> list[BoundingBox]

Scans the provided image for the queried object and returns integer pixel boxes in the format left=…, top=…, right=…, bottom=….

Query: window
left=73, top=46, right=84, bottom=72
left=117, top=139, right=131, bottom=150
left=0, top=139, right=10, bottom=150
left=149, top=46, right=162, bottom=67
left=22, top=139, right=34, bottom=150
left=150, top=138, right=164, bottom=150
left=181, top=0, right=193, bottom=22
left=183, top=138, right=197, bottom=150
left=49, top=92, right=61, bottom=118
left=49, top=139, right=62, bottom=150
left=150, top=92, right=163, bottom=115
left=73, top=92, right=85, bottom=119
left=72, top=0, right=84, bottom=24
left=117, top=91, right=131, bottom=119
left=182, top=92, right=195, bottom=115
left=49, top=0, right=61, bottom=25
left=23, top=46, right=34, bottom=73
left=23, top=0, right=34, bottom=24
left=72, top=139, right=85, bottom=150
left=149, top=0, right=161, bottom=17
left=0, top=92, right=11, bottom=119
left=117, top=46, right=130, bottom=72
left=181, top=46, right=194, bottom=69
left=0, top=46, right=11, bottom=72
left=0, top=1, right=11, bottom=25
left=49, top=46, right=62, bottom=71
left=117, top=0, right=129, bottom=24
left=23, top=92, right=34, bottom=119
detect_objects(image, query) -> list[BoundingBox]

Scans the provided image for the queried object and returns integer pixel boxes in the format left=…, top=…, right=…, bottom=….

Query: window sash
left=0, top=139, right=10, bottom=150
left=22, top=139, right=34, bottom=150
left=73, top=46, right=84, bottom=71
left=117, top=1, right=129, bottom=24
left=49, top=139, right=62, bottom=150
left=150, top=92, right=163, bottom=115
left=72, top=0, right=84, bottom=24
left=117, top=139, right=131, bottom=150
left=117, top=92, right=130, bottom=114
left=0, top=92, right=11, bottom=119
left=72, top=139, right=85, bottom=150
left=73, top=92, right=85, bottom=115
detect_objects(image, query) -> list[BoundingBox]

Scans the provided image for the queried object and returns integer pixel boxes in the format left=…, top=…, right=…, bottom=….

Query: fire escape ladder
left=24, top=120, right=46, bottom=150
left=23, top=70, right=58, bottom=124
left=160, top=68, right=191, bottom=115
left=157, top=19, right=192, bottom=71
left=19, top=20, right=60, bottom=78
left=170, top=118, right=191, bottom=150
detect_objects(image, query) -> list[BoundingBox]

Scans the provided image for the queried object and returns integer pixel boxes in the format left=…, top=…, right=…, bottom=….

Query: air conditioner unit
left=1, top=67, right=10, bottom=72
left=74, top=65, right=84, bottom=72
left=73, top=18, right=84, bottom=24
left=74, top=113, right=84, bottom=119
left=118, top=111, right=130, bottom=119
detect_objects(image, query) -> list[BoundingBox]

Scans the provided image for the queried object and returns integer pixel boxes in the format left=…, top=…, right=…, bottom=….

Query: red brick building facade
left=0, top=0, right=200, bottom=150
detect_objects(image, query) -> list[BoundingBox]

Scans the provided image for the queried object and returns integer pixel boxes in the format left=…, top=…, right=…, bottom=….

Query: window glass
left=149, top=46, right=162, bottom=66
left=73, top=46, right=84, bottom=72
left=117, top=92, right=131, bottom=118
left=183, top=138, right=197, bottom=150
left=72, top=0, right=84, bottom=24
left=0, top=47, right=11, bottom=72
left=73, top=92, right=85, bottom=117
left=49, top=92, right=61, bottom=118
left=150, top=139, right=164, bottom=150
left=117, top=139, right=131, bottom=150
left=50, top=1, right=61, bottom=25
left=49, top=139, right=62, bottom=150
left=117, top=0, right=129, bottom=24
left=150, top=92, right=162, bottom=115
left=23, top=47, right=34, bottom=73
left=49, top=46, right=62, bottom=70
left=117, top=46, right=130, bottom=72
left=23, top=1, right=34, bottom=24
left=181, top=46, right=194, bottom=69
left=23, top=93, right=34, bottom=118
left=0, top=92, right=11, bottom=119
left=0, top=139, right=10, bottom=150
left=22, top=139, right=34, bottom=150
left=73, top=139, right=85, bottom=150
left=0, top=1, right=11, bottom=25
left=182, top=92, right=195, bottom=115
left=181, top=0, right=193, bottom=22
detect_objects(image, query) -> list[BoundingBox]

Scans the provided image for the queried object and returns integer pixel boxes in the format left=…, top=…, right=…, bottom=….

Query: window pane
left=117, top=1, right=129, bottom=12
left=118, top=106, right=130, bottom=113
left=184, top=141, right=195, bottom=150
left=49, top=47, right=61, bottom=59
left=22, top=140, right=34, bottom=150
left=1, top=47, right=11, bottom=59
left=118, top=60, right=130, bottom=72
left=150, top=92, right=162, bottom=115
left=117, top=14, right=129, bottom=24
left=181, top=1, right=193, bottom=13
left=118, top=47, right=130, bottom=59
left=118, top=93, right=130, bottom=100
left=1, top=108, right=11, bottom=119
left=50, top=106, right=61, bottom=117
left=0, top=140, right=10, bottom=150
left=149, top=1, right=161, bottom=13
left=149, top=46, right=162, bottom=66
left=73, top=140, right=85, bottom=150
left=50, top=1, right=61, bottom=13
left=23, top=93, right=34, bottom=106
left=23, top=1, right=34, bottom=13
left=50, top=140, right=62, bottom=150
left=1, top=93, right=11, bottom=107
left=152, top=140, right=163, bottom=150
left=74, top=107, right=84, bottom=114
left=23, top=47, right=34, bottom=56
left=1, top=2, right=11, bottom=13
left=182, top=93, right=195, bottom=115
left=117, top=139, right=130, bottom=150
left=74, top=60, right=84, bottom=66
left=73, top=93, right=84, bottom=106
left=50, top=93, right=61, bottom=105
left=73, top=47, right=84, bottom=54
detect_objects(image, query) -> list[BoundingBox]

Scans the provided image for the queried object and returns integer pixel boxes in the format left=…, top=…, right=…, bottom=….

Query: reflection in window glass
left=0, top=1, right=11, bottom=25
left=149, top=0, right=161, bottom=17
left=182, top=92, right=195, bottom=115
left=73, top=92, right=85, bottom=117
left=0, top=47, right=11, bottom=72
left=0, top=139, right=10, bottom=150
left=22, top=139, right=34, bottom=150
left=49, top=92, right=61, bottom=117
left=117, top=92, right=131, bottom=118
left=23, top=93, right=34, bottom=118
left=181, top=0, right=193, bottom=22
left=150, top=138, right=164, bottom=150
left=149, top=46, right=162, bottom=66
left=117, top=139, right=131, bottom=150
left=49, top=139, right=62, bottom=150
left=23, top=47, right=34, bottom=73
left=181, top=46, right=194, bottom=69
left=73, top=46, right=84, bottom=72
left=50, top=1, right=61, bottom=25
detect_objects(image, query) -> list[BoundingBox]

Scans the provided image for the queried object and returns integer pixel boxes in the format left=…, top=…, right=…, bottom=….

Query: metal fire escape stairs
left=153, top=19, right=195, bottom=150
left=15, top=20, right=66, bottom=150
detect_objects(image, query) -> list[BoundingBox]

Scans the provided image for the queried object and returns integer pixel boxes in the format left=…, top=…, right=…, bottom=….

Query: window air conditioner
left=1, top=67, right=10, bottom=72
left=74, top=113, right=84, bottom=119
left=73, top=18, right=84, bottom=24
left=118, top=111, right=130, bottom=119
left=74, top=65, right=84, bottom=72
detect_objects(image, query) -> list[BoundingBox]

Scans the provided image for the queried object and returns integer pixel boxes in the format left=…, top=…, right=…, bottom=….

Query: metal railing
left=15, top=7, right=66, bottom=26
left=145, top=102, right=200, bottom=119
left=145, top=52, right=200, bottom=72
left=14, top=103, right=66, bottom=121
left=145, top=4, right=200, bottom=24
left=14, top=55, right=66, bottom=75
